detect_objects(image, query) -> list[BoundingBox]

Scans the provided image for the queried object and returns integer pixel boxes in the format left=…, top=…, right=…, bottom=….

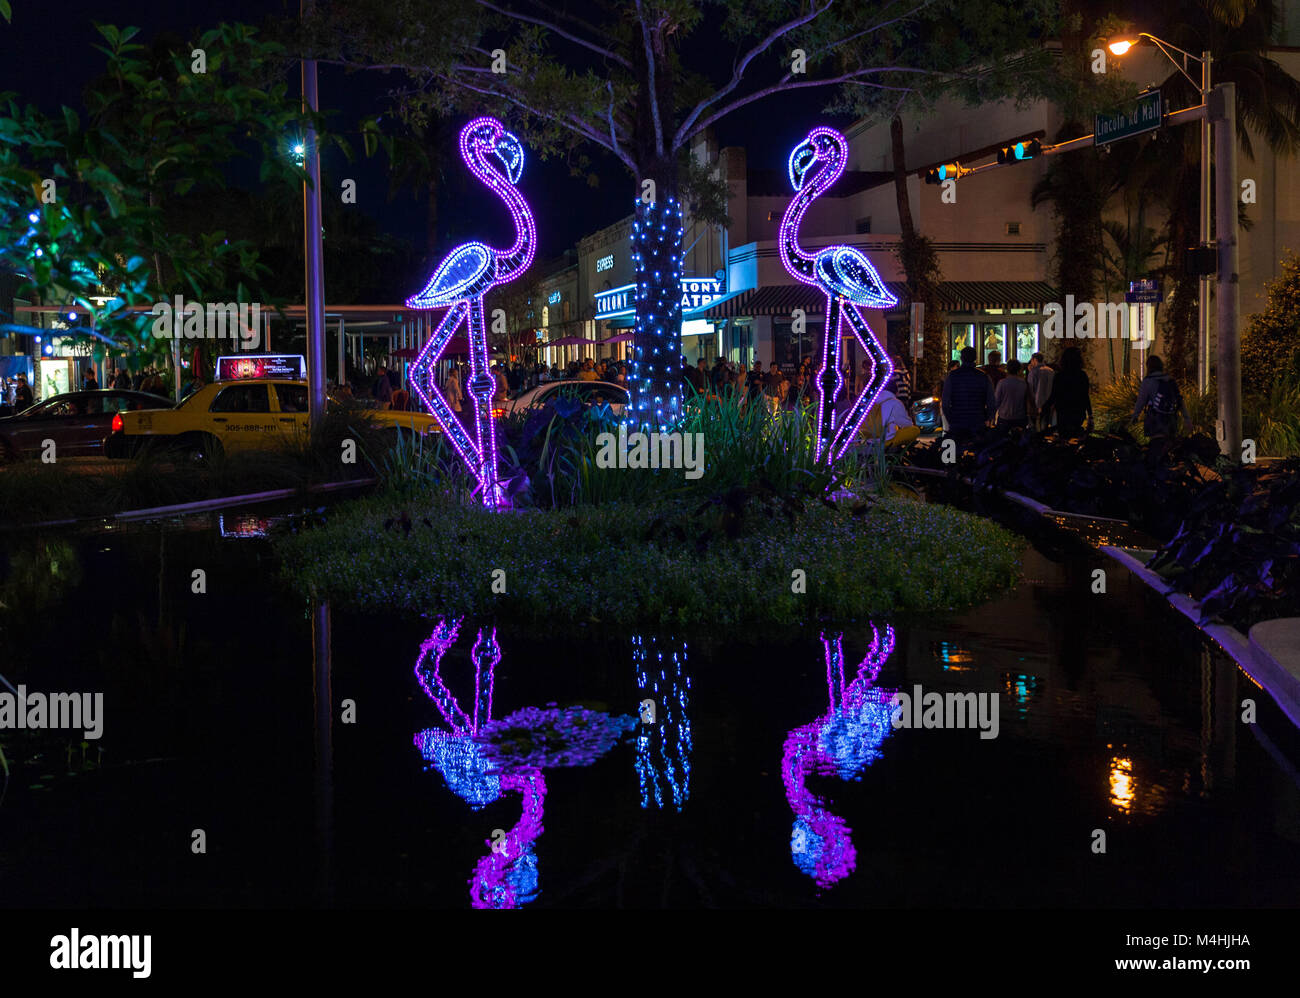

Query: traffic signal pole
left=1212, top=82, right=1241, bottom=458
left=945, top=97, right=1243, bottom=457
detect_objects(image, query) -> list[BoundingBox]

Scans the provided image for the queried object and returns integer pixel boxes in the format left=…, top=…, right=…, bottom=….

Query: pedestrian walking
left=941, top=346, right=996, bottom=441
left=1043, top=346, right=1092, bottom=433
left=1131, top=355, right=1192, bottom=441
left=994, top=358, right=1033, bottom=429
left=1026, top=352, right=1055, bottom=430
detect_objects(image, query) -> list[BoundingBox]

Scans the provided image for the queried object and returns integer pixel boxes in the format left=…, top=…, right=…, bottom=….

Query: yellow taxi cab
left=105, top=379, right=439, bottom=460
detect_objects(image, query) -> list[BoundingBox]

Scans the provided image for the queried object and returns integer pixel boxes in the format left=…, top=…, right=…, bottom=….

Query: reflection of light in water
left=413, top=619, right=634, bottom=908
left=936, top=640, right=973, bottom=672
left=1109, top=756, right=1135, bottom=814
left=471, top=770, right=545, bottom=909
left=414, top=729, right=501, bottom=808
left=1104, top=751, right=1168, bottom=816
left=633, top=635, right=692, bottom=812
left=784, top=625, right=896, bottom=887
left=1002, top=672, right=1040, bottom=719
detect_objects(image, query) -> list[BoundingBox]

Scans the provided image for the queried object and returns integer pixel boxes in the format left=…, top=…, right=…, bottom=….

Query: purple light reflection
left=782, top=625, right=897, bottom=887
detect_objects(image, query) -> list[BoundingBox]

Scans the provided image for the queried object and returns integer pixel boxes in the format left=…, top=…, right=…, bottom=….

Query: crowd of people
left=1, top=346, right=1192, bottom=450
left=936, top=345, right=1193, bottom=442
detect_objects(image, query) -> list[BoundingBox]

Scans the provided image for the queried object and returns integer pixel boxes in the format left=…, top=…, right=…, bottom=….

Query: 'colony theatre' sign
left=594, top=277, right=725, bottom=319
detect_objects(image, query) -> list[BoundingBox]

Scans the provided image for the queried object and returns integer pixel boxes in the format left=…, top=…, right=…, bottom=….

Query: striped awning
left=938, top=281, right=1058, bottom=311
left=692, top=281, right=1058, bottom=317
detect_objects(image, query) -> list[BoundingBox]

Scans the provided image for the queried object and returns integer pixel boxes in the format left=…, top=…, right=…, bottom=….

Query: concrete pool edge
left=1101, top=545, right=1300, bottom=730
left=3, top=477, right=378, bottom=531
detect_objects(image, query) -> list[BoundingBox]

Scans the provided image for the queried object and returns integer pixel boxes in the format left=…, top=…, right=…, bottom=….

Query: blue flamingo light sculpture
left=407, top=117, right=536, bottom=508
left=780, top=127, right=898, bottom=462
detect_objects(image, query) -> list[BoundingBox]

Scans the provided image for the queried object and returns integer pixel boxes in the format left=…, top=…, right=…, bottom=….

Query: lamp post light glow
left=1108, top=31, right=1213, bottom=394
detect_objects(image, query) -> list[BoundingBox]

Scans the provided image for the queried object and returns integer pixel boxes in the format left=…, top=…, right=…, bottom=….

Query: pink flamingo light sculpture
left=406, top=117, right=536, bottom=508
left=780, top=127, right=898, bottom=462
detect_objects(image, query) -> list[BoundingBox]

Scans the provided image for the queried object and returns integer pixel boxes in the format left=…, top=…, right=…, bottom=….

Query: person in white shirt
left=444, top=367, right=463, bottom=412
left=1027, top=352, right=1054, bottom=430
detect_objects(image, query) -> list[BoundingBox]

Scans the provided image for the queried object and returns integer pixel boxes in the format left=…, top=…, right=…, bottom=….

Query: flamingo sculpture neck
left=461, top=124, right=535, bottom=284
left=779, top=126, right=846, bottom=284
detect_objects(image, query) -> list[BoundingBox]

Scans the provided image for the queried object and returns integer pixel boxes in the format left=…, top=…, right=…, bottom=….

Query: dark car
left=0, top=390, right=174, bottom=461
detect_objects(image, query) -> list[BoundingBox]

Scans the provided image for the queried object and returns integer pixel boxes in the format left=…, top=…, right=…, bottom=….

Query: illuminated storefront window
left=1014, top=323, right=1039, bottom=363
left=949, top=323, right=973, bottom=361
left=982, top=323, right=1006, bottom=360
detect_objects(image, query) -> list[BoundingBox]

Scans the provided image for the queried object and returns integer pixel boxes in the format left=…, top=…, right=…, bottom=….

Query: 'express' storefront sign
left=594, top=277, right=725, bottom=319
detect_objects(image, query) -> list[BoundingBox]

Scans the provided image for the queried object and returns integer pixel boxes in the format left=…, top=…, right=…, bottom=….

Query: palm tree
left=1038, top=0, right=1300, bottom=382
left=1144, top=0, right=1300, bottom=381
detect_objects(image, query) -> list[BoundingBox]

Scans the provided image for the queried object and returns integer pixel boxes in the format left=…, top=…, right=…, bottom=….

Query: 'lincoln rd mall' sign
left=595, top=277, right=726, bottom=320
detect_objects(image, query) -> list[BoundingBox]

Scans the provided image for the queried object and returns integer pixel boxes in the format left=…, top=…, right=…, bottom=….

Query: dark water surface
left=1, top=508, right=1298, bottom=909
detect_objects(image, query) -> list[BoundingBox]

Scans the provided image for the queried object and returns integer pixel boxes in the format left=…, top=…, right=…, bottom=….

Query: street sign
left=909, top=302, right=925, bottom=359
left=1125, top=278, right=1164, bottom=304
left=1095, top=91, right=1163, bottom=147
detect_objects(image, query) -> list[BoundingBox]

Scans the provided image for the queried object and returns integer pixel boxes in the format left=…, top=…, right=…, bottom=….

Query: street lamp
left=1109, top=33, right=1213, bottom=395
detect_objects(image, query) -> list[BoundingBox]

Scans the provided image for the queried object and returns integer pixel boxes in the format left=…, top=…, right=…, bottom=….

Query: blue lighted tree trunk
left=630, top=187, right=684, bottom=427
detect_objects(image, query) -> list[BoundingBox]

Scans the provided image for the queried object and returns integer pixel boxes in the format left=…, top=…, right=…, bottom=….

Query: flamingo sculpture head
left=405, top=116, right=536, bottom=309
left=780, top=126, right=896, bottom=309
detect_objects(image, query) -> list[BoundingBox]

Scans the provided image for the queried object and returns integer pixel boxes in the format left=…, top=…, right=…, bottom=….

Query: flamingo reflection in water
left=782, top=625, right=897, bottom=887
left=413, top=618, right=635, bottom=908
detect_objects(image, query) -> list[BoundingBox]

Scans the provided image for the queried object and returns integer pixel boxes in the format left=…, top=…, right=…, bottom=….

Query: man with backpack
left=1131, top=355, right=1193, bottom=440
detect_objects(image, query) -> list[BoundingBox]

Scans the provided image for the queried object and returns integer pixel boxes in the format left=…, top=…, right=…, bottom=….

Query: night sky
left=1, top=1, right=853, bottom=265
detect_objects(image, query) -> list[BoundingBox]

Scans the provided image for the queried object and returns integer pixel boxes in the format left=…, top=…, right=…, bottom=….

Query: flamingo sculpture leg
left=780, top=127, right=899, bottom=463
left=406, top=117, right=537, bottom=508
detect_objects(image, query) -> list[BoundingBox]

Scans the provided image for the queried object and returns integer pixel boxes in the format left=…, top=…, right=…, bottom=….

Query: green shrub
left=275, top=485, right=1024, bottom=631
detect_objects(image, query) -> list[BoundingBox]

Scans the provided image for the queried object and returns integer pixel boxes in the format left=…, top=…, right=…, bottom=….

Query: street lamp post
left=301, top=0, right=327, bottom=434
left=1109, top=34, right=1212, bottom=394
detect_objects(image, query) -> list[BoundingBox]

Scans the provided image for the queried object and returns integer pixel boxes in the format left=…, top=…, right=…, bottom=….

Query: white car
left=500, top=380, right=629, bottom=418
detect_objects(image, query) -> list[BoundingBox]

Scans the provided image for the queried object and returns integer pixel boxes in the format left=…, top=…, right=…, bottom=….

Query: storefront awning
left=692, top=281, right=1059, bottom=317
left=938, top=281, right=1059, bottom=311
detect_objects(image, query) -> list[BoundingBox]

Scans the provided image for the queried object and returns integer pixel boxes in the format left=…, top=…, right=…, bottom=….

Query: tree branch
left=437, top=72, right=636, bottom=171
left=475, top=0, right=633, bottom=69
left=634, top=0, right=665, bottom=158
left=674, top=0, right=836, bottom=150
left=805, top=0, right=938, bottom=63
left=687, top=67, right=973, bottom=141
left=606, top=79, right=630, bottom=168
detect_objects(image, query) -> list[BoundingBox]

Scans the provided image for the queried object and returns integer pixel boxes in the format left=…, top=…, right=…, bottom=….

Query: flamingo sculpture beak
left=494, top=132, right=525, bottom=185
left=788, top=138, right=818, bottom=192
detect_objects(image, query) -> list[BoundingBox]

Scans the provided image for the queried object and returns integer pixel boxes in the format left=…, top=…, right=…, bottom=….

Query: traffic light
left=997, top=138, right=1042, bottom=164
left=1185, top=245, right=1217, bottom=276
left=924, top=163, right=962, bottom=185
